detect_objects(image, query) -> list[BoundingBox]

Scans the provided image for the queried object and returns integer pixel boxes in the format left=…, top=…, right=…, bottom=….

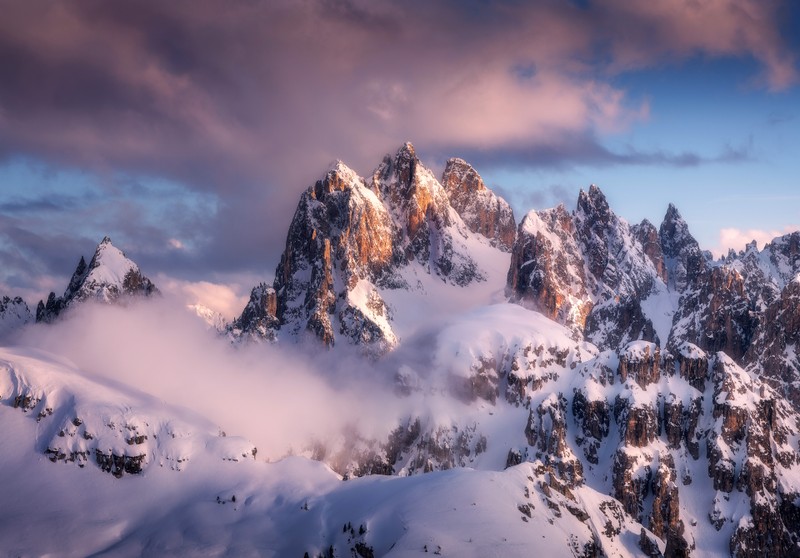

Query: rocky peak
left=631, top=219, right=668, bottom=284
left=238, top=143, right=494, bottom=349
left=313, top=161, right=364, bottom=198
left=507, top=206, right=591, bottom=331
left=441, top=157, right=516, bottom=251
left=35, top=237, right=158, bottom=323
left=441, top=158, right=484, bottom=195
left=508, top=185, right=663, bottom=349
left=371, top=142, right=452, bottom=246
left=659, top=204, right=705, bottom=291
left=576, top=185, right=612, bottom=227
left=66, top=256, right=89, bottom=294
left=229, top=283, right=279, bottom=341
left=272, top=166, right=396, bottom=349
left=0, top=294, right=32, bottom=338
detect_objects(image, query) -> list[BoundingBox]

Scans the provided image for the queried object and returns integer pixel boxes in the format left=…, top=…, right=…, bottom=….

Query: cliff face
left=441, top=157, right=516, bottom=251
left=234, top=143, right=514, bottom=351
left=269, top=161, right=398, bottom=350
left=507, top=185, right=662, bottom=349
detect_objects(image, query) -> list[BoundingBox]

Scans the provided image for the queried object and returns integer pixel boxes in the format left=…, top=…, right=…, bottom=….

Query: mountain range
left=1, top=143, right=799, bottom=557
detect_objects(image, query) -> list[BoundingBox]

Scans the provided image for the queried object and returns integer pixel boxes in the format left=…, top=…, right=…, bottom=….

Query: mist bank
left=10, top=296, right=475, bottom=462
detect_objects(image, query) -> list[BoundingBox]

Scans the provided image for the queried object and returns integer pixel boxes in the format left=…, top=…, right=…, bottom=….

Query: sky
left=1, top=0, right=799, bottom=318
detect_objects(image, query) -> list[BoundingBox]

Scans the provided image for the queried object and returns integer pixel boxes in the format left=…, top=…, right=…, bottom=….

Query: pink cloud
left=713, top=225, right=800, bottom=257
left=0, top=0, right=796, bottom=287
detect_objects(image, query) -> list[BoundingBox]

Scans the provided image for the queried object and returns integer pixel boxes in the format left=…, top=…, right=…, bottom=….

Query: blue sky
left=483, top=53, right=800, bottom=253
left=1, top=0, right=799, bottom=315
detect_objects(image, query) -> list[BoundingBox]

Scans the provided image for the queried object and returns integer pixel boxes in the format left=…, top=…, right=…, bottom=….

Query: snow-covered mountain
left=231, top=143, right=511, bottom=353
left=36, top=236, right=158, bottom=322
left=0, top=295, right=31, bottom=338
left=2, top=144, right=800, bottom=556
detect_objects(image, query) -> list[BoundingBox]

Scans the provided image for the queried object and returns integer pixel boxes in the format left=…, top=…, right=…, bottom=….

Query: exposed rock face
left=228, top=283, right=279, bottom=341
left=746, top=274, right=800, bottom=409
left=669, top=265, right=757, bottom=361
left=618, top=341, right=661, bottom=389
left=672, top=342, right=709, bottom=392
left=370, top=143, right=483, bottom=285
left=441, top=157, right=516, bottom=251
left=35, top=237, right=158, bottom=322
left=632, top=219, right=668, bottom=284
left=507, top=185, right=661, bottom=349
left=526, top=394, right=584, bottom=487
left=507, top=204, right=592, bottom=332
left=0, top=295, right=31, bottom=337
left=267, top=161, right=398, bottom=349
left=236, top=143, right=501, bottom=349
left=572, top=388, right=610, bottom=464
left=659, top=204, right=706, bottom=293
left=649, top=454, right=687, bottom=557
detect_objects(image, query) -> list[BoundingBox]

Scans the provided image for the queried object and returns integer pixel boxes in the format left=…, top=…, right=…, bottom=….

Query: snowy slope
left=36, top=236, right=158, bottom=322
left=0, top=295, right=31, bottom=338
left=4, top=150, right=800, bottom=557
left=0, top=344, right=662, bottom=557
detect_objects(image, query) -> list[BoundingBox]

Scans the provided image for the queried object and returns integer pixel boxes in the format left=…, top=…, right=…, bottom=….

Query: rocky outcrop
left=228, top=283, right=279, bottom=341
left=672, top=342, right=709, bottom=392
left=507, top=204, right=592, bottom=332
left=669, top=265, right=757, bottom=361
left=632, top=219, right=668, bottom=284
left=572, top=388, right=610, bottom=464
left=237, top=143, right=502, bottom=349
left=659, top=204, right=706, bottom=293
left=36, top=237, right=158, bottom=322
left=526, top=394, right=584, bottom=486
left=441, top=157, right=516, bottom=251
left=0, top=295, right=31, bottom=337
left=745, top=274, right=800, bottom=409
left=649, top=454, right=687, bottom=557
left=618, top=341, right=662, bottom=389
left=507, top=185, right=661, bottom=349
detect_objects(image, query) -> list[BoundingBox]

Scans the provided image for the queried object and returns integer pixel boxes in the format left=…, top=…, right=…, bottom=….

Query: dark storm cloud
left=442, top=135, right=755, bottom=171
left=0, top=220, right=93, bottom=282
left=0, top=194, right=84, bottom=213
left=0, top=0, right=796, bottom=297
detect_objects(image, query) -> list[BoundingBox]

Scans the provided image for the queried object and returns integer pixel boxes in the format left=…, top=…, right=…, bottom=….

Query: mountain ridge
left=2, top=143, right=800, bottom=557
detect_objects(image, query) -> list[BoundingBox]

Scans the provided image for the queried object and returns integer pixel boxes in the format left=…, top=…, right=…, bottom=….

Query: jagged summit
left=0, top=294, right=32, bottom=337
left=509, top=184, right=663, bottom=349
left=658, top=203, right=706, bottom=292
left=36, top=237, right=158, bottom=322
left=233, top=143, right=512, bottom=349
left=659, top=203, right=698, bottom=258
left=576, top=184, right=612, bottom=224
left=441, top=157, right=516, bottom=251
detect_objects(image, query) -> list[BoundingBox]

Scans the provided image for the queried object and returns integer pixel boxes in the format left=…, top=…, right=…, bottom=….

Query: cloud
left=0, top=0, right=795, bottom=288
left=713, top=224, right=800, bottom=257
left=593, top=0, right=798, bottom=91
left=155, top=274, right=254, bottom=320
left=1, top=0, right=791, bottom=181
left=13, top=298, right=461, bottom=461
left=443, top=134, right=754, bottom=171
